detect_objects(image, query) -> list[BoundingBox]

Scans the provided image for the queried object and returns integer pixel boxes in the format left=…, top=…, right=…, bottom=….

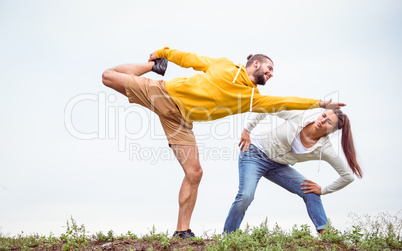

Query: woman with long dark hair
left=224, top=109, right=362, bottom=234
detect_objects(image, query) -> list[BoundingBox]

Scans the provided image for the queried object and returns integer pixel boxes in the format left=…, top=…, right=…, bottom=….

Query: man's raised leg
left=171, top=144, right=203, bottom=233
left=102, top=62, right=155, bottom=96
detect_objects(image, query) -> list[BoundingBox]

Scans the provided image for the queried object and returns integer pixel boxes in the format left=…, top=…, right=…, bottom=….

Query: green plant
left=43, top=232, right=60, bottom=249
left=125, top=230, right=139, bottom=240
left=95, top=231, right=107, bottom=242
left=345, top=225, right=363, bottom=247
left=95, top=229, right=114, bottom=242
left=141, top=225, right=170, bottom=243
left=320, top=220, right=346, bottom=245
left=348, top=210, right=402, bottom=249
left=60, top=216, right=88, bottom=250
left=0, top=232, right=46, bottom=250
left=291, top=224, right=312, bottom=240
left=160, top=234, right=170, bottom=249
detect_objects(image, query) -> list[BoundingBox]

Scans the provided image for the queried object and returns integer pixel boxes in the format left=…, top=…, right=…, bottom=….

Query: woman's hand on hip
left=301, top=179, right=322, bottom=195
left=239, top=129, right=251, bottom=152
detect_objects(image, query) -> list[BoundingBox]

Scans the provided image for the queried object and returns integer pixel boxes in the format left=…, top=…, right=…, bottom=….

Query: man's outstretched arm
left=149, top=47, right=220, bottom=73
left=252, top=94, right=346, bottom=113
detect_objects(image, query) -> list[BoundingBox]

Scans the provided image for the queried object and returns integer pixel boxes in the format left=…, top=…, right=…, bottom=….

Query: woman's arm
left=244, top=113, right=268, bottom=132
left=320, top=149, right=355, bottom=195
left=241, top=111, right=300, bottom=152
left=240, top=113, right=267, bottom=152
left=300, top=153, right=354, bottom=195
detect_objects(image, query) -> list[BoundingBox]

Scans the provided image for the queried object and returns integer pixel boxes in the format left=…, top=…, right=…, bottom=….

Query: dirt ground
left=19, top=239, right=362, bottom=251
left=27, top=238, right=216, bottom=251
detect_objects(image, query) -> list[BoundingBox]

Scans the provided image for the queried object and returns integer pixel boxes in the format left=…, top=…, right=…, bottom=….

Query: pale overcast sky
left=1, top=0, right=401, bottom=237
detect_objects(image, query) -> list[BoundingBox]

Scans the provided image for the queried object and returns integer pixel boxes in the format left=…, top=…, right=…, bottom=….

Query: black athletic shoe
left=173, top=229, right=195, bottom=239
left=151, top=57, right=168, bottom=76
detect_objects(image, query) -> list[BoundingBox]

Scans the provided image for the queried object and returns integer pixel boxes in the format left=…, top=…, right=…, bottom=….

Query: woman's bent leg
left=264, top=164, right=328, bottom=231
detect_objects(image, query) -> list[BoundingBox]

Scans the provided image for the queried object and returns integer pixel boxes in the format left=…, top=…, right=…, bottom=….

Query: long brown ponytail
left=333, top=109, right=363, bottom=178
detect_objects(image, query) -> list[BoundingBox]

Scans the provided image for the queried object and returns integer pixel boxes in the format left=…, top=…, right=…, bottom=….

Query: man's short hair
left=245, top=54, right=274, bottom=67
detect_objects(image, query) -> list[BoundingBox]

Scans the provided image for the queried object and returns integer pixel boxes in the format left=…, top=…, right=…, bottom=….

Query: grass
left=0, top=211, right=401, bottom=250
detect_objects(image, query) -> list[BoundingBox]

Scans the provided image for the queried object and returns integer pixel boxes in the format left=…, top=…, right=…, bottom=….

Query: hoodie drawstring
left=232, top=65, right=242, bottom=84
left=232, top=64, right=254, bottom=112
left=250, top=87, right=255, bottom=112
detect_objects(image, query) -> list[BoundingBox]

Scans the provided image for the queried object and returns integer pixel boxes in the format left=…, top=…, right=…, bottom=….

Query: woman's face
left=314, top=110, right=339, bottom=134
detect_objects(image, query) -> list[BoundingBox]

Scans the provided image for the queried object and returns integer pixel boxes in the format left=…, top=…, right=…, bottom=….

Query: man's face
left=253, top=60, right=274, bottom=86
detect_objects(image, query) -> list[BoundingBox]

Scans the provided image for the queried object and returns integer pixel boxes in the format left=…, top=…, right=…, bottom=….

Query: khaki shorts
left=124, top=75, right=196, bottom=146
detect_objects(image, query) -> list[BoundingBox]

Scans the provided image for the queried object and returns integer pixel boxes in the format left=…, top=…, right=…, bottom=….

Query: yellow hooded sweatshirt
left=156, top=47, right=320, bottom=123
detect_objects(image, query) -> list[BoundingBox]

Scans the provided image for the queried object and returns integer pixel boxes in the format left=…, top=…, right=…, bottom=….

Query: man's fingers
left=320, top=99, right=347, bottom=109
left=329, top=102, right=347, bottom=109
left=333, top=104, right=346, bottom=108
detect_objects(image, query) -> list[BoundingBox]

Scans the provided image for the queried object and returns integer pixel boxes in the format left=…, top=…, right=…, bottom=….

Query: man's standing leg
left=171, top=144, right=203, bottom=237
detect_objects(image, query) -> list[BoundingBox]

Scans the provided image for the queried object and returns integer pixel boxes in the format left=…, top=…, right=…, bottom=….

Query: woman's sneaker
left=151, top=58, right=168, bottom=76
left=173, top=229, right=195, bottom=239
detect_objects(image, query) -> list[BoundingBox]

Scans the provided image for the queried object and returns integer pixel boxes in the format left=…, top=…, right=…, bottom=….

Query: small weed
left=291, top=224, right=312, bottom=240
left=141, top=225, right=170, bottom=242
left=95, top=229, right=114, bottom=242
left=345, top=225, right=363, bottom=247
left=60, top=216, right=88, bottom=250
left=160, top=235, right=170, bottom=249
left=125, top=230, right=139, bottom=240
left=117, top=230, right=139, bottom=240
left=95, top=231, right=108, bottom=242
left=43, top=232, right=60, bottom=249
left=320, top=220, right=346, bottom=245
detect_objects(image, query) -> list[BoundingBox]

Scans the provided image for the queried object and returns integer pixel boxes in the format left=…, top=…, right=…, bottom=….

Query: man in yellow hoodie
left=102, top=47, right=344, bottom=239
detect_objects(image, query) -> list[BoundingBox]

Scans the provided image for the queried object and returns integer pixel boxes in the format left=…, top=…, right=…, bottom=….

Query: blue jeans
left=223, top=144, right=327, bottom=233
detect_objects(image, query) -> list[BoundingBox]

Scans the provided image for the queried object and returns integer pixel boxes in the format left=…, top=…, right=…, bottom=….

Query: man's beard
left=253, top=68, right=266, bottom=86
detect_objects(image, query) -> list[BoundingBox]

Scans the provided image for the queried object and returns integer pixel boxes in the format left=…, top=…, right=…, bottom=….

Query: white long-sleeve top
left=245, top=110, right=354, bottom=195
